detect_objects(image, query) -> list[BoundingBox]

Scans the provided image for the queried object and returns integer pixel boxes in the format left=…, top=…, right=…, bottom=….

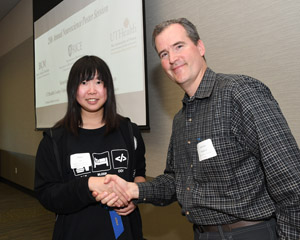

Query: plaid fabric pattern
left=137, top=68, right=300, bottom=239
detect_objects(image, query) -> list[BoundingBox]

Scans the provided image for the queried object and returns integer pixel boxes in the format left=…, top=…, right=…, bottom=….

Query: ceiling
left=0, top=0, right=22, bottom=21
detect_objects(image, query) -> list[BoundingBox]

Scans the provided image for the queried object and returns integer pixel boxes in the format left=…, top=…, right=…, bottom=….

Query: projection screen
left=34, top=0, right=148, bottom=129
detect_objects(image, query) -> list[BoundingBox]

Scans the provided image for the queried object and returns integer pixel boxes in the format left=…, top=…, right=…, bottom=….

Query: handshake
left=88, top=174, right=140, bottom=216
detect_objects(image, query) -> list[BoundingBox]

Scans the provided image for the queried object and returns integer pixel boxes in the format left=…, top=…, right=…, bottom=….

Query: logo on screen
left=38, top=60, right=47, bottom=70
left=68, top=42, right=83, bottom=57
left=110, top=18, right=137, bottom=42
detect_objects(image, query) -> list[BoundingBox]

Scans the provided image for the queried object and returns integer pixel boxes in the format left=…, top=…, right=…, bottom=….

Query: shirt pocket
left=193, top=135, right=248, bottom=198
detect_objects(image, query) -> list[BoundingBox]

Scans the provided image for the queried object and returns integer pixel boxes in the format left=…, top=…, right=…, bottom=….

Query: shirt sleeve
left=233, top=79, right=300, bottom=239
left=34, top=134, right=96, bottom=215
left=137, top=133, right=177, bottom=206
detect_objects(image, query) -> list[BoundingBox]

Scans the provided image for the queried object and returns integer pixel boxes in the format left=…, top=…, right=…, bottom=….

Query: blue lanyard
left=109, top=209, right=124, bottom=239
left=102, top=205, right=124, bottom=239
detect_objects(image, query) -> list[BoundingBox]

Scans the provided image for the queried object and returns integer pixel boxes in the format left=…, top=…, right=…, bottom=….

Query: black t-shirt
left=56, top=126, right=144, bottom=240
left=67, top=126, right=130, bottom=179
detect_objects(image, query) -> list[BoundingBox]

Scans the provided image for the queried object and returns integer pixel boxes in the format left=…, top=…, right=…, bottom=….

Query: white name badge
left=197, top=139, right=217, bottom=162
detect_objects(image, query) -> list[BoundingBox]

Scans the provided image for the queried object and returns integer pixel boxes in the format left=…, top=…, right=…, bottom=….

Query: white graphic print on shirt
left=70, top=150, right=129, bottom=176
left=70, top=153, right=92, bottom=175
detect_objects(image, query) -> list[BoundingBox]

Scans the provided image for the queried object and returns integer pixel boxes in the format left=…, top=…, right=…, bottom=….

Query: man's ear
left=197, top=39, right=205, bottom=57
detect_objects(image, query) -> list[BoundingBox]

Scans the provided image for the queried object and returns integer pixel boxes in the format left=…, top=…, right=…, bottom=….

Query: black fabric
left=119, top=117, right=135, bottom=182
left=35, top=118, right=145, bottom=240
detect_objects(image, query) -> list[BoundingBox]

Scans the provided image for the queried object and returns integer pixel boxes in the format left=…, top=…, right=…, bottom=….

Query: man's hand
left=88, top=176, right=129, bottom=207
left=92, top=174, right=140, bottom=207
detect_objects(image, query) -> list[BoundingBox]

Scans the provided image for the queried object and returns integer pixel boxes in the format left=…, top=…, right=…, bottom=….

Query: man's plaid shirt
left=137, top=68, right=300, bottom=239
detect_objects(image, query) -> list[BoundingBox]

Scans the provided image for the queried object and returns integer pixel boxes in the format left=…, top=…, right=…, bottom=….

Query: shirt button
left=186, top=211, right=190, bottom=215
left=191, top=164, right=193, bottom=168
left=188, top=118, right=192, bottom=122
left=143, top=198, right=146, bottom=201
left=187, top=187, right=190, bottom=191
left=187, top=140, right=191, bottom=144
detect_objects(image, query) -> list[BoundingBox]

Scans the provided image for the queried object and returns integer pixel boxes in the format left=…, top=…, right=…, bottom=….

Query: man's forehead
left=155, top=25, right=189, bottom=49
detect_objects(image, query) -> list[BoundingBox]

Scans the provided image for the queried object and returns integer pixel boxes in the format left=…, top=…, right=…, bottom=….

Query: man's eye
left=160, top=52, right=168, bottom=59
left=176, top=44, right=183, bottom=50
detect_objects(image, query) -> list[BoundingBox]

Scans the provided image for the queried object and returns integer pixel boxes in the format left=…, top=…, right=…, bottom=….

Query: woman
left=34, top=55, right=146, bottom=240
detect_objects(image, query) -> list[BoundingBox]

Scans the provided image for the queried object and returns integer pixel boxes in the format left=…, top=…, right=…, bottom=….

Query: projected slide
left=34, top=0, right=147, bottom=128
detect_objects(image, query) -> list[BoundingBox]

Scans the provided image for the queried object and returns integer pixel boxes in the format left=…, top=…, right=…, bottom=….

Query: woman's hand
left=114, top=201, right=136, bottom=216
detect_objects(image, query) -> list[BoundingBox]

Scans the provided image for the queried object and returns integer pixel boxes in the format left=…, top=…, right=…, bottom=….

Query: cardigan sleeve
left=34, top=133, right=96, bottom=214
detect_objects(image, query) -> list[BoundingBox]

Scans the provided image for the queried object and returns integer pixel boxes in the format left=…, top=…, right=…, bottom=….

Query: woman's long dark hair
left=54, top=55, right=122, bottom=135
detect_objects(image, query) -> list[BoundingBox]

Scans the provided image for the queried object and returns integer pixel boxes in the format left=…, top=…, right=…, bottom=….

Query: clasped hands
left=88, top=174, right=139, bottom=216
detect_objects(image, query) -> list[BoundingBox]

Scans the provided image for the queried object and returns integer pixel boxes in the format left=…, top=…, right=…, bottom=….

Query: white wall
left=143, top=0, right=300, bottom=177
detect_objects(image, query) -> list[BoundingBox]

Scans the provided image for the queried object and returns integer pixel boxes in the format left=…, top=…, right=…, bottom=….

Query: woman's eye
left=96, top=80, right=102, bottom=84
left=81, top=80, right=87, bottom=85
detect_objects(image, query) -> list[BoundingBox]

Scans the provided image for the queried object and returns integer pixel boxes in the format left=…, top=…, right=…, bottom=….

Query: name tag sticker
left=197, top=139, right=217, bottom=162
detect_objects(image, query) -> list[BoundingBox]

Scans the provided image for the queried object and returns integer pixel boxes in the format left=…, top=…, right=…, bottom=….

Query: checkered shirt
left=137, top=68, right=300, bottom=239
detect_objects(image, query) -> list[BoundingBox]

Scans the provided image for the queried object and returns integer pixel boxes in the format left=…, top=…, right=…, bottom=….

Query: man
left=97, top=18, right=300, bottom=239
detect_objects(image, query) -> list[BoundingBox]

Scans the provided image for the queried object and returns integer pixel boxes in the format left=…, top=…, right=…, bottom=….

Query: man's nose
left=168, top=50, right=178, bottom=64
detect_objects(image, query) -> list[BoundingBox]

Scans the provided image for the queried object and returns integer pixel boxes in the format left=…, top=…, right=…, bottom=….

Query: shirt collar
left=182, top=68, right=216, bottom=104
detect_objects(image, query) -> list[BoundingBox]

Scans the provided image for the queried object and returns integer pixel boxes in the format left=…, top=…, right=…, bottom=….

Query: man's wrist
left=129, top=182, right=139, bottom=199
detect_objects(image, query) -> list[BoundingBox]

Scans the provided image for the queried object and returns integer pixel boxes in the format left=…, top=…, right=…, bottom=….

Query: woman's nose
left=88, top=83, right=97, bottom=94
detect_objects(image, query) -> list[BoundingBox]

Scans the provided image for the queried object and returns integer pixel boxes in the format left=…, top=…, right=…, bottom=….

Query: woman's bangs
left=80, top=67, right=97, bottom=82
